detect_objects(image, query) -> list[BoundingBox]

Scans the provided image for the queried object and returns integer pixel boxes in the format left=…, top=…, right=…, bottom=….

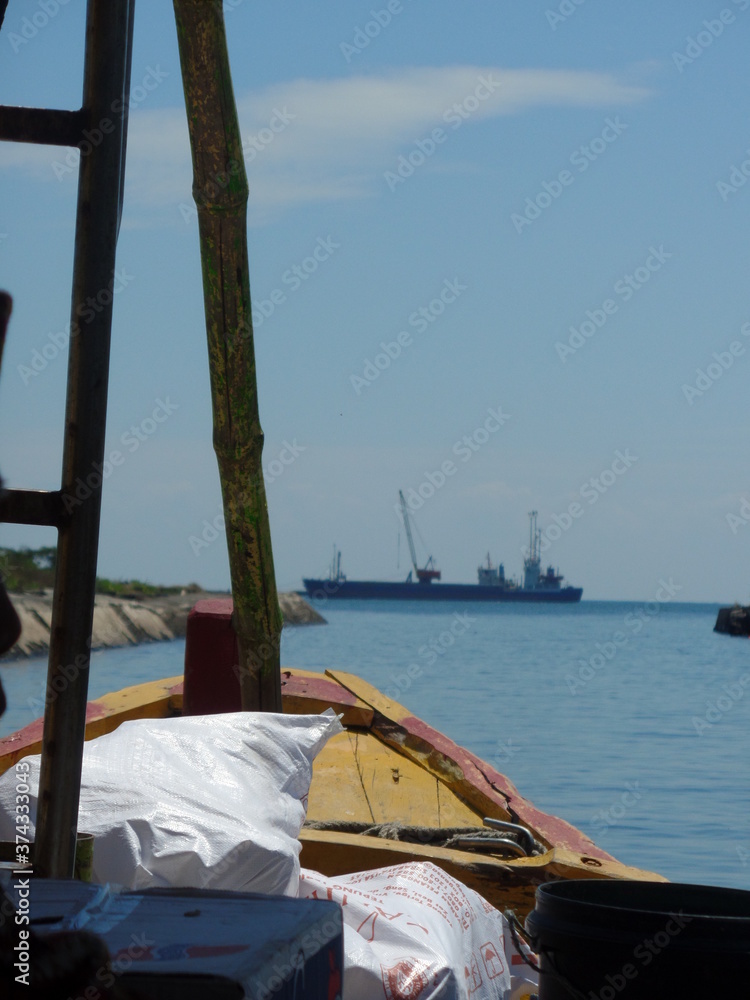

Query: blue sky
left=1, top=1, right=749, bottom=601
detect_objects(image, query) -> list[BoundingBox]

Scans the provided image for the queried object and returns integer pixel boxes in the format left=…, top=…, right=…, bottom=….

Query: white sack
left=0, top=711, right=341, bottom=895
left=300, top=862, right=537, bottom=1000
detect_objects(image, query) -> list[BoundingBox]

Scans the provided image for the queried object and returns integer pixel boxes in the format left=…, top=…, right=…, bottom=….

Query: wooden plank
left=436, top=779, right=486, bottom=828
left=349, top=731, right=441, bottom=826
left=280, top=670, right=373, bottom=727
left=299, top=828, right=519, bottom=909
left=326, top=669, right=615, bottom=861
left=299, top=829, right=665, bottom=919
left=307, top=729, right=480, bottom=829
left=307, top=731, right=376, bottom=825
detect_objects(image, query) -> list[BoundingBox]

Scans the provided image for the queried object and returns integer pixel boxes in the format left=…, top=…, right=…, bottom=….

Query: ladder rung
left=0, top=107, right=87, bottom=147
left=0, top=488, right=69, bottom=528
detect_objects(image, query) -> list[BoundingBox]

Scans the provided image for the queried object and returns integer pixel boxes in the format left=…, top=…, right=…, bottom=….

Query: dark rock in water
left=0, top=590, right=325, bottom=660
left=714, top=604, right=750, bottom=636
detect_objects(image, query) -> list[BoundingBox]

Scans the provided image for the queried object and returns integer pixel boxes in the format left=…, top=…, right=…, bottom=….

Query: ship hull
left=302, top=579, right=582, bottom=602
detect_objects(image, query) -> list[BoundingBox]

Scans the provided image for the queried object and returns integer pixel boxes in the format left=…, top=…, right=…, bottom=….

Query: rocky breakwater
left=2, top=590, right=325, bottom=660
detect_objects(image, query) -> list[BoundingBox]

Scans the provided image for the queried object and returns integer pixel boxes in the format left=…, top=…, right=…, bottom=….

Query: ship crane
left=399, top=491, right=441, bottom=583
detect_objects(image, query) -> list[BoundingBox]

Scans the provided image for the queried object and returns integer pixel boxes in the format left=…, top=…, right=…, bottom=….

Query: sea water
left=1, top=599, right=748, bottom=891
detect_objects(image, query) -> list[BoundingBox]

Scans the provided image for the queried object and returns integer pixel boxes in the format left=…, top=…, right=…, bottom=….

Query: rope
left=303, top=819, right=539, bottom=852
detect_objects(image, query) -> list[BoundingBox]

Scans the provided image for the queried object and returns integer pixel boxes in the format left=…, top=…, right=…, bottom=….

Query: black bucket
left=524, top=879, right=750, bottom=999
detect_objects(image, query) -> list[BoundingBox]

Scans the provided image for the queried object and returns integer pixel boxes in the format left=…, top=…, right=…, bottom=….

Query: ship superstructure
left=303, top=506, right=582, bottom=603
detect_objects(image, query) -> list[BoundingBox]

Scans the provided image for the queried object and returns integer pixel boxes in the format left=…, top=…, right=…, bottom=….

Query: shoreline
left=1, top=590, right=326, bottom=661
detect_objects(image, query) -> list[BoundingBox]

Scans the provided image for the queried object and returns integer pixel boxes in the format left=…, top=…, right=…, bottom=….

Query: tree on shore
left=0, top=546, right=197, bottom=597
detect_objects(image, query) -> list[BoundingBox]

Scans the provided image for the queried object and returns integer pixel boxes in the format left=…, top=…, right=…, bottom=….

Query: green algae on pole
left=173, top=0, right=282, bottom=711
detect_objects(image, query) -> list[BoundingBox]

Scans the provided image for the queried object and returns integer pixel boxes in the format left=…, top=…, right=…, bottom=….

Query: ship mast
left=398, top=490, right=441, bottom=583
left=523, top=510, right=541, bottom=589
left=529, top=510, right=539, bottom=563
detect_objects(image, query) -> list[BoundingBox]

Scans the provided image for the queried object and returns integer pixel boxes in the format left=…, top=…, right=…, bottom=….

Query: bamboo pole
left=173, top=0, right=283, bottom=712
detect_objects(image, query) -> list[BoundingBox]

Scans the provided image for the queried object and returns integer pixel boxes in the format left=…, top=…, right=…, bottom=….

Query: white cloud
left=245, top=67, right=648, bottom=152
left=0, top=67, right=650, bottom=222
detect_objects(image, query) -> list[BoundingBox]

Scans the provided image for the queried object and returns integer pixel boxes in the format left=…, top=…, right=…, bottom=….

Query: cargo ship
left=303, top=502, right=583, bottom=603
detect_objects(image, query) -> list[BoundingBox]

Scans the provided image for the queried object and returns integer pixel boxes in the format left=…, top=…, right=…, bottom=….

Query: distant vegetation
left=0, top=546, right=56, bottom=592
left=0, top=546, right=201, bottom=598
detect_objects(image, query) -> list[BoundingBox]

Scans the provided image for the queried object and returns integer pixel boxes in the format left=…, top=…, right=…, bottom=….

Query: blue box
left=6, top=878, right=343, bottom=999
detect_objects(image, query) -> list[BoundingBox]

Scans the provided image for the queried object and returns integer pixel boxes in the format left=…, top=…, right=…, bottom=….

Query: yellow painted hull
left=0, top=667, right=665, bottom=917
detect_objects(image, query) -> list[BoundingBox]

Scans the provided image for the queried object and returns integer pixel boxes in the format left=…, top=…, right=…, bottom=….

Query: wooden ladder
left=0, top=0, right=135, bottom=878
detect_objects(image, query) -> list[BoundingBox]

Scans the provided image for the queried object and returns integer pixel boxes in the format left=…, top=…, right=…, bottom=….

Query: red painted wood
left=183, top=601, right=367, bottom=718
left=183, top=598, right=241, bottom=715
left=280, top=671, right=360, bottom=709
left=0, top=701, right=107, bottom=758
left=400, top=715, right=614, bottom=862
left=0, top=718, right=45, bottom=754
